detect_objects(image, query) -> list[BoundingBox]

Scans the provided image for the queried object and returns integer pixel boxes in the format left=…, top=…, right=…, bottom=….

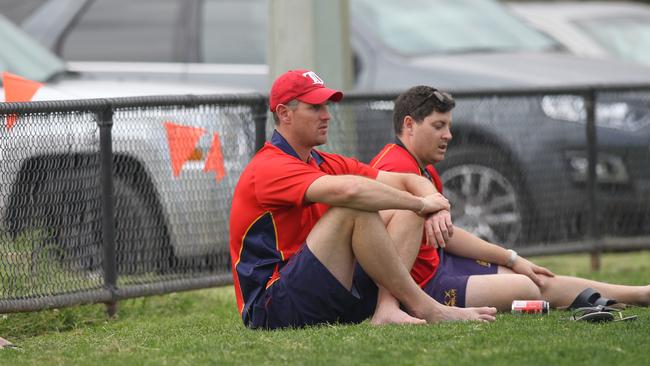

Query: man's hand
left=417, top=193, right=450, bottom=216
left=424, top=210, right=454, bottom=248
left=511, top=257, right=555, bottom=287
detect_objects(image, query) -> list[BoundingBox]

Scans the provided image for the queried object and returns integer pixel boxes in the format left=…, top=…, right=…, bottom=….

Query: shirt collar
left=394, top=137, right=432, bottom=181
left=271, top=130, right=324, bottom=165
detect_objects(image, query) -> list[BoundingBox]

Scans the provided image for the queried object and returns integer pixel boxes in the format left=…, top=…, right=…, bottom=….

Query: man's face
left=411, top=110, right=453, bottom=165
left=289, top=101, right=331, bottom=147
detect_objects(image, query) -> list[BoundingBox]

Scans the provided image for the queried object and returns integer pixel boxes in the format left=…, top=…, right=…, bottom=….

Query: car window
left=0, top=0, right=46, bottom=24
left=350, top=0, right=559, bottom=56
left=0, top=14, right=65, bottom=83
left=201, top=0, right=267, bottom=64
left=61, top=0, right=181, bottom=62
left=575, top=16, right=650, bottom=66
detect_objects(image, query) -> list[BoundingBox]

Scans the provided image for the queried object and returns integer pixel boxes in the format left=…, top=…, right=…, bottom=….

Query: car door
left=42, top=0, right=192, bottom=82
left=184, top=0, right=268, bottom=91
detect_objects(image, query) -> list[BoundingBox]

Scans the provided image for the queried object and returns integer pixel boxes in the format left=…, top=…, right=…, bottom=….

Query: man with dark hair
left=229, top=71, right=497, bottom=329
left=370, top=85, right=650, bottom=321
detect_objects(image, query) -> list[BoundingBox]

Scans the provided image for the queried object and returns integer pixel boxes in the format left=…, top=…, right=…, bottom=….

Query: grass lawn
left=0, top=251, right=649, bottom=366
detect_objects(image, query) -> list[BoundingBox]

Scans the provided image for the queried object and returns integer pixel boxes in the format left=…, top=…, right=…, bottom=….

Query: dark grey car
left=4, top=0, right=650, bottom=247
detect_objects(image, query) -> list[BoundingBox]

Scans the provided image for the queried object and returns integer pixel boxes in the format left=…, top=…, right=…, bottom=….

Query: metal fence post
left=98, top=102, right=118, bottom=316
left=253, top=99, right=268, bottom=153
left=585, top=89, right=601, bottom=271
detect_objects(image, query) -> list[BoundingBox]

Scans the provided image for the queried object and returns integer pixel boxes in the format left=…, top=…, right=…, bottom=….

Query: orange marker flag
left=3, top=72, right=43, bottom=130
left=204, top=132, right=226, bottom=182
left=164, top=122, right=206, bottom=177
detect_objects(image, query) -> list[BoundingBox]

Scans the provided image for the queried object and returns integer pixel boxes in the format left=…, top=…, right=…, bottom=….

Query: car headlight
left=541, top=95, right=650, bottom=132
left=368, top=100, right=395, bottom=111
left=565, top=150, right=629, bottom=184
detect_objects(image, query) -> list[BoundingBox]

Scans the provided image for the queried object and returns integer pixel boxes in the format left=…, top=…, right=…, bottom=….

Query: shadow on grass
left=0, top=230, right=104, bottom=300
left=0, top=305, right=107, bottom=340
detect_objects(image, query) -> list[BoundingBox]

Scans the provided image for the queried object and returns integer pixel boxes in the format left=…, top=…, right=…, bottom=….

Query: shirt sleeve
left=318, top=151, right=379, bottom=179
left=254, top=154, right=326, bottom=209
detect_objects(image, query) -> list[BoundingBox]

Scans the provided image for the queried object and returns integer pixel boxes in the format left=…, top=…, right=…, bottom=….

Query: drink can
left=511, top=300, right=549, bottom=314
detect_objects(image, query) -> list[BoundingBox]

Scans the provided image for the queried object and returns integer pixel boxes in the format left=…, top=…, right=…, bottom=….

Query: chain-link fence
left=1, top=85, right=649, bottom=314
left=0, top=95, right=265, bottom=314
left=325, top=86, right=650, bottom=256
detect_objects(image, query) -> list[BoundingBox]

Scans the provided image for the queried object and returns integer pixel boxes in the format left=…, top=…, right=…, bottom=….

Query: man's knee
left=308, top=207, right=382, bottom=246
left=511, top=275, right=543, bottom=299
left=387, top=209, right=423, bottom=228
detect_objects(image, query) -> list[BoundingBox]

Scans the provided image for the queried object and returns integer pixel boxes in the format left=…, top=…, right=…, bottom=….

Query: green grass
left=0, top=251, right=649, bottom=366
left=0, top=231, right=103, bottom=298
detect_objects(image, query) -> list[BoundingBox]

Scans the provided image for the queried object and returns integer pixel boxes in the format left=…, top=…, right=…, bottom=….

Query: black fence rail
left=0, top=85, right=649, bottom=314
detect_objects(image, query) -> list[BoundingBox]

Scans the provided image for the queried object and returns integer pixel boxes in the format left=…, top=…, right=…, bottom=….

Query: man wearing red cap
left=229, top=70, right=497, bottom=329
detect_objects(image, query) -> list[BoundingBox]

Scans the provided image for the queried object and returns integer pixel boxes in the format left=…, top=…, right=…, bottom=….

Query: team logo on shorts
left=444, top=289, right=457, bottom=307
left=476, top=260, right=491, bottom=267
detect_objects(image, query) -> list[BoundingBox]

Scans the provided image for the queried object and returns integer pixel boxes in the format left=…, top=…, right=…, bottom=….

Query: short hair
left=272, top=99, right=299, bottom=124
left=393, top=86, right=456, bottom=135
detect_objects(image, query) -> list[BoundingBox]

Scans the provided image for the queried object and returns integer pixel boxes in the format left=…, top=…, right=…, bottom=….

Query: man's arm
left=374, top=170, right=437, bottom=197
left=445, top=228, right=555, bottom=286
left=444, top=228, right=511, bottom=264
left=306, top=172, right=453, bottom=246
left=304, top=174, right=448, bottom=215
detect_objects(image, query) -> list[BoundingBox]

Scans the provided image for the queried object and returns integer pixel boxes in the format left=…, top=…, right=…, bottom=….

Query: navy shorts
left=249, top=247, right=498, bottom=329
left=423, top=251, right=498, bottom=307
left=347, top=250, right=500, bottom=315
left=249, top=245, right=376, bottom=329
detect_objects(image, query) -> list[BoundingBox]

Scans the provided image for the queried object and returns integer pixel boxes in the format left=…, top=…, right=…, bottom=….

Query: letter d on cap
left=302, top=71, right=324, bottom=85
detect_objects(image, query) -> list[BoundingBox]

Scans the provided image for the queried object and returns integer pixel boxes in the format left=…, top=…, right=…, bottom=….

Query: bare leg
left=466, top=272, right=542, bottom=311
left=307, top=207, right=497, bottom=323
left=371, top=209, right=426, bottom=325
left=465, top=266, right=650, bottom=310
left=538, top=275, right=650, bottom=308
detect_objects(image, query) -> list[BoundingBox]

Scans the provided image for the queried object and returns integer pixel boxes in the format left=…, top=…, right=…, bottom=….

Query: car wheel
left=436, top=145, right=531, bottom=247
left=51, top=177, right=175, bottom=275
left=112, top=178, right=174, bottom=275
left=6, top=156, right=175, bottom=275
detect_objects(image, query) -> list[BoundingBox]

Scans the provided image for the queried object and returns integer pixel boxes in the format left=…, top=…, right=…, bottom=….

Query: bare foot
left=0, top=337, right=14, bottom=349
left=371, top=307, right=426, bottom=326
left=372, top=288, right=427, bottom=325
left=415, top=304, right=497, bottom=323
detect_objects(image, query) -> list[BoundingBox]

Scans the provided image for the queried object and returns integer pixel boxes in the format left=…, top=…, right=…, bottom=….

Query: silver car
left=0, top=13, right=254, bottom=273
left=509, top=1, right=650, bottom=67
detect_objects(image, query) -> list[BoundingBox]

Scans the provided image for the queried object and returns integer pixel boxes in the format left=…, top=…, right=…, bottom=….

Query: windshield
left=350, top=0, right=559, bottom=56
left=575, top=16, right=650, bottom=66
left=0, top=14, right=66, bottom=84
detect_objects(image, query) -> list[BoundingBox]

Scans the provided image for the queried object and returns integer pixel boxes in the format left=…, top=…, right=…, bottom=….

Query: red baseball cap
left=269, top=69, right=343, bottom=112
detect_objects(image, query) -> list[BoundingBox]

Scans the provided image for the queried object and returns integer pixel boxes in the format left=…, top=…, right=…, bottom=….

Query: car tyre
left=112, top=178, right=174, bottom=275
left=435, top=145, right=532, bottom=247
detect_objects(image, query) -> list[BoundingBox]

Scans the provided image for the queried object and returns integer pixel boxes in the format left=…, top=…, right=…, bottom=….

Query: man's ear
left=403, top=115, right=414, bottom=135
left=276, top=104, right=292, bottom=124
